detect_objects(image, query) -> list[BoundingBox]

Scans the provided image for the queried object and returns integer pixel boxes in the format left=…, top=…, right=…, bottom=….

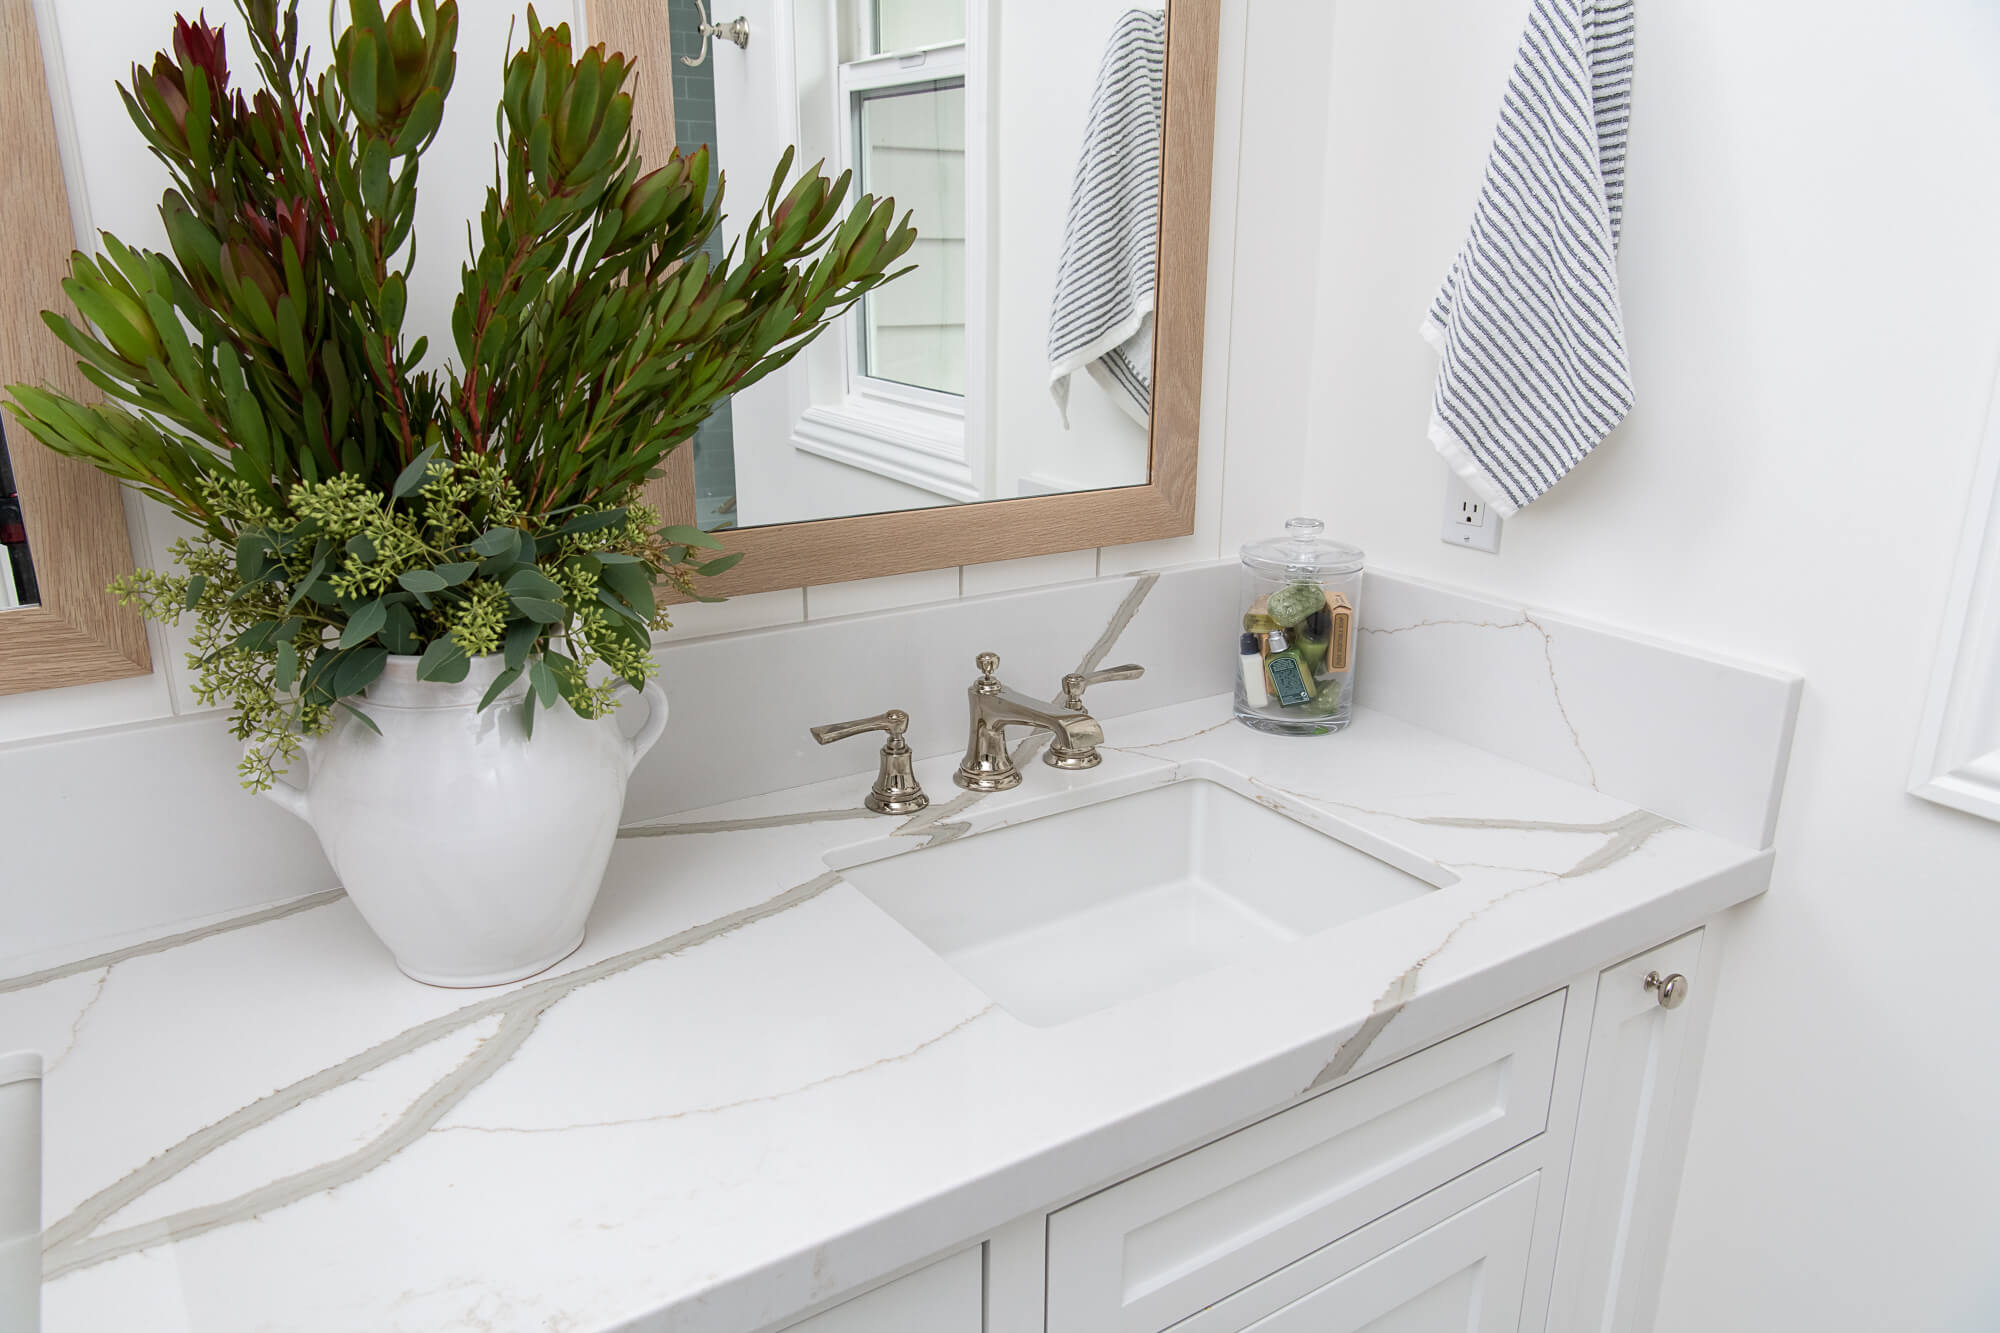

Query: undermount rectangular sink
left=832, top=778, right=1449, bottom=1027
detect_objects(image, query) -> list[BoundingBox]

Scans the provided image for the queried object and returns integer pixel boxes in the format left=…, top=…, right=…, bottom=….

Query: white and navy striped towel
left=1421, top=0, right=1635, bottom=515
left=1048, top=8, right=1166, bottom=428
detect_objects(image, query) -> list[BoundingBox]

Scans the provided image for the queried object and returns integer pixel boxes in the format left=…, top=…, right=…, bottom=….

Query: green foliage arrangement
left=4, top=0, right=915, bottom=788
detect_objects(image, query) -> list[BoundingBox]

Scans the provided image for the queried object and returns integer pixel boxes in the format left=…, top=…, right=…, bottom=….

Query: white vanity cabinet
left=1545, top=930, right=1712, bottom=1333
left=763, top=928, right=1715, bottom=1333
left=1043, top=994, right=1564, bottom=1333
left=1161, top=1172, right=1543, bottom=1333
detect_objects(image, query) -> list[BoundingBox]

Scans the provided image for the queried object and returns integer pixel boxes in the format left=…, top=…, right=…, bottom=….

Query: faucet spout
left=953, top=653, right=1105, bottom=792
left=991, top=686, right=1106, bottom=754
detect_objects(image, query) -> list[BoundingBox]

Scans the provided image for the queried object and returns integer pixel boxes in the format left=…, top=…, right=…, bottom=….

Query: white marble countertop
left=0, top=697, right=1771, bottom=1333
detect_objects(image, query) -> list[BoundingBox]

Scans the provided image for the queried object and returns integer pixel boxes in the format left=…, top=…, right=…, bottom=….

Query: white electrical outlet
left=1441, top=471, right=1502, bottom=553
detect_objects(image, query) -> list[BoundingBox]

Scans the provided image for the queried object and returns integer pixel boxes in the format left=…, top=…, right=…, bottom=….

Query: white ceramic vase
left=261, top=653, right=668, bottom=987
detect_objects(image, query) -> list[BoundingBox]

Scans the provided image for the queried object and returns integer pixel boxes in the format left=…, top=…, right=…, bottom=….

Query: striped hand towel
left=1048, top=8, right=1167, bottom=428
left=1422, top=0, right=1636, bottom=515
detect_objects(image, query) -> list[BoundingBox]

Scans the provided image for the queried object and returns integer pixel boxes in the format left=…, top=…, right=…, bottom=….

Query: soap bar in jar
left=1233, top=518, right=1363, bottom=735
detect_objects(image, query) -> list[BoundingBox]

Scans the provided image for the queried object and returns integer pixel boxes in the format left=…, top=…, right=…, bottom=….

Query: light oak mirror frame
left=597, top=0, right=1221, bottom=597
left=0, top=0, right=151, bottom=695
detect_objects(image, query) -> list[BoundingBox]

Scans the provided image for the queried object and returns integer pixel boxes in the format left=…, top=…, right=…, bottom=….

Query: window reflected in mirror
left=0, top=424, right=38, bottom=609
left=668, top=1, right=1168, bottom=531
left=857, top=81, right=966, bottom=396
left=870, top=0, right=965, bottom=55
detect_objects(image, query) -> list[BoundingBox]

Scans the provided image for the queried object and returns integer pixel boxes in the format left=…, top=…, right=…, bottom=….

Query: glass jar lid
left=1240, top=517, right=1364, bottom=578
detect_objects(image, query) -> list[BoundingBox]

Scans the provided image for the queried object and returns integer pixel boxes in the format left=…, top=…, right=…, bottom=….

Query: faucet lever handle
left=809, top=710, right=927, bottom=815
left=1045, top=663, right=1143, bottom=771
left=810, top=708, right=910, bottom=747
left=1058, top=663, right=1145, bottom=711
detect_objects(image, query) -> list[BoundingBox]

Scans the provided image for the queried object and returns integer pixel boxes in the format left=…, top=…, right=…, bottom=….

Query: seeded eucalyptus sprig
left=2, top=0, right=917, bottom=785
left=114, top=459, right=718, bottom=789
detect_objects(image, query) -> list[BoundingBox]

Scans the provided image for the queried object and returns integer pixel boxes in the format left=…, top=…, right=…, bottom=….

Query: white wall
left=1307, top=1, right=2000, bottom=1329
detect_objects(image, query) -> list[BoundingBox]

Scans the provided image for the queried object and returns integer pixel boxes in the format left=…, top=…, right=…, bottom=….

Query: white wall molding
left=791, top=398, right=980, bottom=503
left=1910, top=357, right=2000, bottom=822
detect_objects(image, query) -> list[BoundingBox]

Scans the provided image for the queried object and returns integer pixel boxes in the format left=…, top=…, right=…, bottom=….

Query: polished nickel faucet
left=953, top=653, right=1142, bottom=792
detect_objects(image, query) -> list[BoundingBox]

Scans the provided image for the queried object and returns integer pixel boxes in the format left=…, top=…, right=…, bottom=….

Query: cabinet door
left=1047, top=994, right=1563, bottom=1333
left=779, top=1246, right=982, bottom=1333
left=1545, top=929, right=1710, bottom=1333
left=1177, top=1174, right=1541, bottom=1333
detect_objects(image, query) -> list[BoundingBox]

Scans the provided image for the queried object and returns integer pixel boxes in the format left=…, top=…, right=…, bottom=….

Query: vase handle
left=625, top=680, right=670, bottom=775
left=254, top=734, right=315, bottom=824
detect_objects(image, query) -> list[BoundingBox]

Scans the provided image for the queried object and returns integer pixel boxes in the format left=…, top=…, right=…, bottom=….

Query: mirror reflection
left=0, top=425, right=37, bottom=609
left=669, top=0, right=1169, bottom=530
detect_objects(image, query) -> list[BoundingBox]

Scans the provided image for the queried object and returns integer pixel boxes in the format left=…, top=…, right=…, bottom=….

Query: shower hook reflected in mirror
left=681, top=0, right=750, bottom=67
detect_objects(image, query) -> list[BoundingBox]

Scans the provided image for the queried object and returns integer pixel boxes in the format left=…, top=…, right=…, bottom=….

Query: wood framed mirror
left=0, top=0, right=150, bottom=695
left=595, top=0, right=1220, bottom=597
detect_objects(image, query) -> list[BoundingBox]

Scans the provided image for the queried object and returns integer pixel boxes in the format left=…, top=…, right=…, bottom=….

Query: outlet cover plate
left=1441, top=471, right=1502, bottom=553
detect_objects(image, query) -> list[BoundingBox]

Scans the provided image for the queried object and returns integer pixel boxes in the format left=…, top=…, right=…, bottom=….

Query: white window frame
left=1910, top=359, right=2000, bottom=823
left=789, top=0, right=993, bottom=504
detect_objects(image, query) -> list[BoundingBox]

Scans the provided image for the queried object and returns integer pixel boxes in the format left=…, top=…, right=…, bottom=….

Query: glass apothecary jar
left=1235, top=517, right=1364, bottom=735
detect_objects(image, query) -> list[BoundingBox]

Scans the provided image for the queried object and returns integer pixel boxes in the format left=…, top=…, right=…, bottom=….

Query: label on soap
left=1325, top=590, right=1355, bottom=673
left=1267, top=653, right=1312, bottom=707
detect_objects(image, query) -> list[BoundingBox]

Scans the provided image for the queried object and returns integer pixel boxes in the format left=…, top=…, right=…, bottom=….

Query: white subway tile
left=961, top=551, right=1098, bottom=597
left=660, top=589, right=805, bottom=641
left=804, top=568, right=961, bottom=620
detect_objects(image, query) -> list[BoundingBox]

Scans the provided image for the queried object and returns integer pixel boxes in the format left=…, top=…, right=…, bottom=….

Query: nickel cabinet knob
left=1644, top=970, right=1689, bottom=1010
